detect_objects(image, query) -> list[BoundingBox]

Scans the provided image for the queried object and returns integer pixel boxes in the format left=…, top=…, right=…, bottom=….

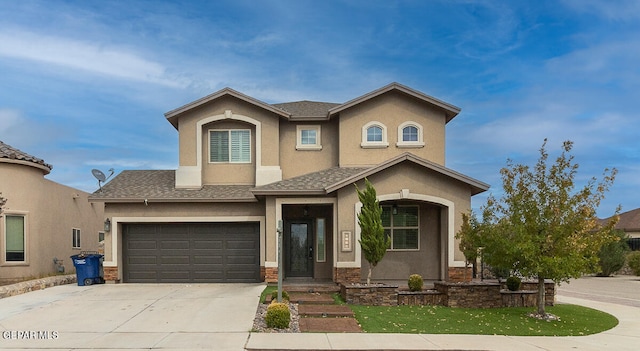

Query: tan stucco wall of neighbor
left=338, top=91, right=447, bottom=167
left=279, top=119, right=339, bottom=179
left=335, top=162, right=472, bottom=281
left=0, top=163, right=104, bottom=283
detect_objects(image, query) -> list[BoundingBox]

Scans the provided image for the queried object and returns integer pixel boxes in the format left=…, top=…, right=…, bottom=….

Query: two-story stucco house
left=90, top=82, right=489, bottom=284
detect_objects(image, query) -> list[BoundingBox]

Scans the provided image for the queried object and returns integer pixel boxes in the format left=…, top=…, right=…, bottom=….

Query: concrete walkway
left=246, top=276, right=640, bottom=351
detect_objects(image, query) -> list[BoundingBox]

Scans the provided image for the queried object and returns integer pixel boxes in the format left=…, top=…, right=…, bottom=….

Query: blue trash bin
left=71, top=252, right=104, bottom=286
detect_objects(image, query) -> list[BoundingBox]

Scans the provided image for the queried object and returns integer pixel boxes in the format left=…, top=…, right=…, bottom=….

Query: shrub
left=506, top=276, right=521, bottom=291
left=628, top=251, right=640, bottom=276
left=270, top=289, right=290, bottom=302
left=265, top=302, right=290, bottom=329
left=597, top=230, right=629, bottom=276
left=408, top=274, right=423, bottom=291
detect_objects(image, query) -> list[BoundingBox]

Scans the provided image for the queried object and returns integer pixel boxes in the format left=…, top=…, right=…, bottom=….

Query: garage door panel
left=123, top=222, right=260, bottom=283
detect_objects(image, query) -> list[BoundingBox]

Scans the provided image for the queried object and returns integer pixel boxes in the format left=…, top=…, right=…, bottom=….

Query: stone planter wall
left=0, top=274, right=76, bottom=299
left=518, top=281, right=555, bottom=306
left=501, top=290, right=537, bottom=307
left=341, top=284, right=399, bottom=306
left=397, top=290, right=444, bottom=306
left=435, top=282, right=502, bottom=308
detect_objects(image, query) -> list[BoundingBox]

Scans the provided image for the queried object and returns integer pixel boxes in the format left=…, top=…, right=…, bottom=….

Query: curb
left=0, top=274, right=77, bottom=299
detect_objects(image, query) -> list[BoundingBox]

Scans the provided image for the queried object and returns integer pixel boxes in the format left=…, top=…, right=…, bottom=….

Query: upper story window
left=4, top=214, right=26, bottom=262
left=296, top=125, right=322, bottom=150
left=209, top=129, right=251, bottom=163
left=397, top=121, right=425, bottom=148
left=382, top=205, right=419, bottom=250
left=361, top=121, right=388, bottom=148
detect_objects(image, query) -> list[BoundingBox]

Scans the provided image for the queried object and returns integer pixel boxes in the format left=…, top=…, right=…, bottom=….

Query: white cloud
left=0, top=109, right=22, bottom=134
left=0, top=29, right=187, bottom=88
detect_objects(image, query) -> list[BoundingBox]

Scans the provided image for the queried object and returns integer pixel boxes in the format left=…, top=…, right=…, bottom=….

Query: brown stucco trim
left=164, top=87, right=291, bottom=129
left=325, top=152, right=489, bottom=195
left=328, top=82, right=461, bottom=123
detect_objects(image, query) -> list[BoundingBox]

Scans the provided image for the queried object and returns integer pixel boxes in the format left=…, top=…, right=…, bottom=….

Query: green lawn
left=349, top=304, right=618, bottom=336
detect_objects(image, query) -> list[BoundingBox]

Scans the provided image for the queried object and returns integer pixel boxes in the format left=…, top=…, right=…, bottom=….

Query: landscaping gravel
left=252, top=302, right=300, bottom=333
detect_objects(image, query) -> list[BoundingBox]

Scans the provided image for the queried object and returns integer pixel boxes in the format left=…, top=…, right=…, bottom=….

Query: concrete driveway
left=0, top=283, right=265, bottom=350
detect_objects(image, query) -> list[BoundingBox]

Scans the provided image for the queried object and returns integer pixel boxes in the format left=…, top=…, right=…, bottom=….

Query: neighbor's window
left=210, top=129, right=251, bottom=163
left=296, top=125, right=322, bottom=150
left=361, top=121, right=388, bottom=148
left=382, top=205, right=419, bottom=250
left=72, top=228, right=81, bottom=249
left=5, top=215, right=26, bottom=262
left=397, top=122, right=425, bottom=148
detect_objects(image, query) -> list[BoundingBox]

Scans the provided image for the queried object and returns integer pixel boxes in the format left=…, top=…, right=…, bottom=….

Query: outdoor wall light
left=104, top=218, right=111, bottom=232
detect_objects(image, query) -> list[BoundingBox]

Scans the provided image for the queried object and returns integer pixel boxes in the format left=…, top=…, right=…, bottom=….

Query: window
left=397, top=121, right=424, bottom=148
left=210, top=129, right=251, bottom=163
left=5, top=215, right=25, bottom=262
left=316, top=218, right=326, bottom=262
left=98, top=231, right=105, bottom=243
left=382, top=205, right=419, bottom=250
left=296, top=125, right=322, bottom=150
left=72, top=228, right=81, bottom=249
left=361, top=121, right=388, bottom=148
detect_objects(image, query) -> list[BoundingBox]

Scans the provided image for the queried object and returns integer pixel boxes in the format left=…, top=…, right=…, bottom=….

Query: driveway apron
left=0, top=283, right=265, bottom=350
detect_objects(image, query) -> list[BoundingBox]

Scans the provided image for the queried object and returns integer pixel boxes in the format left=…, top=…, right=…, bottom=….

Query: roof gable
left=328, top=82, right=461, bottom=123
left=164, top=87, right=291, bottom=129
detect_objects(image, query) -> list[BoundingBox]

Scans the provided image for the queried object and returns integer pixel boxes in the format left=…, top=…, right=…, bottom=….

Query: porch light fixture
left=392, top=204, right=398, bottom=215
left=104, top=218, right=111, bottom=232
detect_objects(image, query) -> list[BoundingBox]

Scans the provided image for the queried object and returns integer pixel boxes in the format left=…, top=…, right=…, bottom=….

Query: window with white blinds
left=210, top=129, right=251, bottom=163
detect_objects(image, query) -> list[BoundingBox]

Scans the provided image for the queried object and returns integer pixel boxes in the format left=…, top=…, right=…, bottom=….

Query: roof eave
left=88, top=197, right=258, bottom=203
left=164, top=87, right=291, bottom=129
left=0, top=158, right=52, bottom=175
left=251, top=189, right=327, bottom=196
left=328, top=82, right=461, bottom=122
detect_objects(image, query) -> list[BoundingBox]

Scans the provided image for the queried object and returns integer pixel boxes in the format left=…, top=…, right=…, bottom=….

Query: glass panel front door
left=285, top=220, right=313, bottom=277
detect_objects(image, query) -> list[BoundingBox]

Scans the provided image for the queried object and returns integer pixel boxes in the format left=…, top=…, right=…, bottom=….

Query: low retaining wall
left=342, top=280, right=556, bottom=308
left=0, top=274, right=77, bottom=299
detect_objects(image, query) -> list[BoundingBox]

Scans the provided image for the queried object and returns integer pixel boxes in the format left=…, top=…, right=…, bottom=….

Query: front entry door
left=285, top=220, right=313, bottom=277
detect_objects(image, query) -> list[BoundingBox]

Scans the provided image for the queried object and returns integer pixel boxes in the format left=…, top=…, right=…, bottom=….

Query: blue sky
left=1, top=0, right=638, bottom=217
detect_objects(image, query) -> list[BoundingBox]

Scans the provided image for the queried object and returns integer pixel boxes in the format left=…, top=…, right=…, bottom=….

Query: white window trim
left=396, top=121, right=425, bottom=148
left=72, top=228, right=81, bottom=249
left=361, top=121, right=389, bottom=148
left=208, top=129, right=252, bottom=164
left=383, top=205, right=420, bottom=251
left=296, top=125, right=322, bottom=150
left=2, top=211, right=29, bottom=266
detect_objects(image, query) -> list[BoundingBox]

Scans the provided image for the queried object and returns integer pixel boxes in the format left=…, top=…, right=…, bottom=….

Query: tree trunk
left=367, top=263, right=372, bottom=285
left=537, top=277, right=546, bottom=315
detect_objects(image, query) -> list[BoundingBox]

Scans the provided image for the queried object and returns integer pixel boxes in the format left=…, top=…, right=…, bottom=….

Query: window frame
left=361, top=121, right=389, bottom=148
left=396, top=121, right=425, bottom=148
left=3, top=212, right=28, bottom=264
left=72, top=228, right=81, bottom=249
left=296, top=125, right=322, bottom=150
left=208, top=129, right=252, bottom=164
left=382, top=205, right=420, bottom=251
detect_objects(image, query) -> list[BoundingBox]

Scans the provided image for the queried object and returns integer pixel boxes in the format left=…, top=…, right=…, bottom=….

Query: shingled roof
left=89, top=170, right=257, bottom=202
left=272, top=101, right=341, bottom=120
left=602, top=208, right=640, bottom=231
left=252, top=167, right=370, bottom=195
left=0, top=140, right=52, bottom=174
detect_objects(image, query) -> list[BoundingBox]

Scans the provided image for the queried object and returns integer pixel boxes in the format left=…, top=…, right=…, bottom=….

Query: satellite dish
left=91, top=168, right=114, bottom=192
left=92, top=169, right=106, bottom=182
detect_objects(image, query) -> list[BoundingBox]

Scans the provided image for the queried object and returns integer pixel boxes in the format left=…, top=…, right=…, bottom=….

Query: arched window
left=361, top=121, right=388, bottom=148
left=397, top=121, right=424, bottom=148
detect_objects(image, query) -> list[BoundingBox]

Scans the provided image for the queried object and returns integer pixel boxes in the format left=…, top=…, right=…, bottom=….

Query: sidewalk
left=245, top=293, right=640, bottom=351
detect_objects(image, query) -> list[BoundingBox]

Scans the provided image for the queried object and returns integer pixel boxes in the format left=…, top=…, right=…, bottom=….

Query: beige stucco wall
left=279, top=119, right=339, bottom=179
left=338, top=91, right=447, bottom=167
left=0, top=162, right=104, bottom=282
left=335, top=161, right=472, bottom=280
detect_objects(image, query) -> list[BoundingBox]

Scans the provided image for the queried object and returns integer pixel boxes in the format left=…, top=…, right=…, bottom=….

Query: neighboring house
left=602, top=208, right=640, bottom=251
left=0, top=141, right=104, bottom=284
left=89, top=82, right=489, bottom=284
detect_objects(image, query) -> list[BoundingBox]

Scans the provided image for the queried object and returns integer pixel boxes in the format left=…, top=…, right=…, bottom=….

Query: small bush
left=506, top=276, right=521, bottom=291
left=597, top=230, right=629, bottom=276
left=408, top=274, right=423, bottom=291
left=270, top=289, right=290, bottom=302
left=265, top=302, right=290, bottom=329
left=628, top=251, right=640, bottom=276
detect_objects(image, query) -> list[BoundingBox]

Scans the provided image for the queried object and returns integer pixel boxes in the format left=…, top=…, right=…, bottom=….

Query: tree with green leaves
left=356, top=178, right=390, bottom=285
left=475, top=139, right=618, bottom=317
left=597, top=229, right=629, bottom=276
left=456, top=212, right=483, bottom=281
